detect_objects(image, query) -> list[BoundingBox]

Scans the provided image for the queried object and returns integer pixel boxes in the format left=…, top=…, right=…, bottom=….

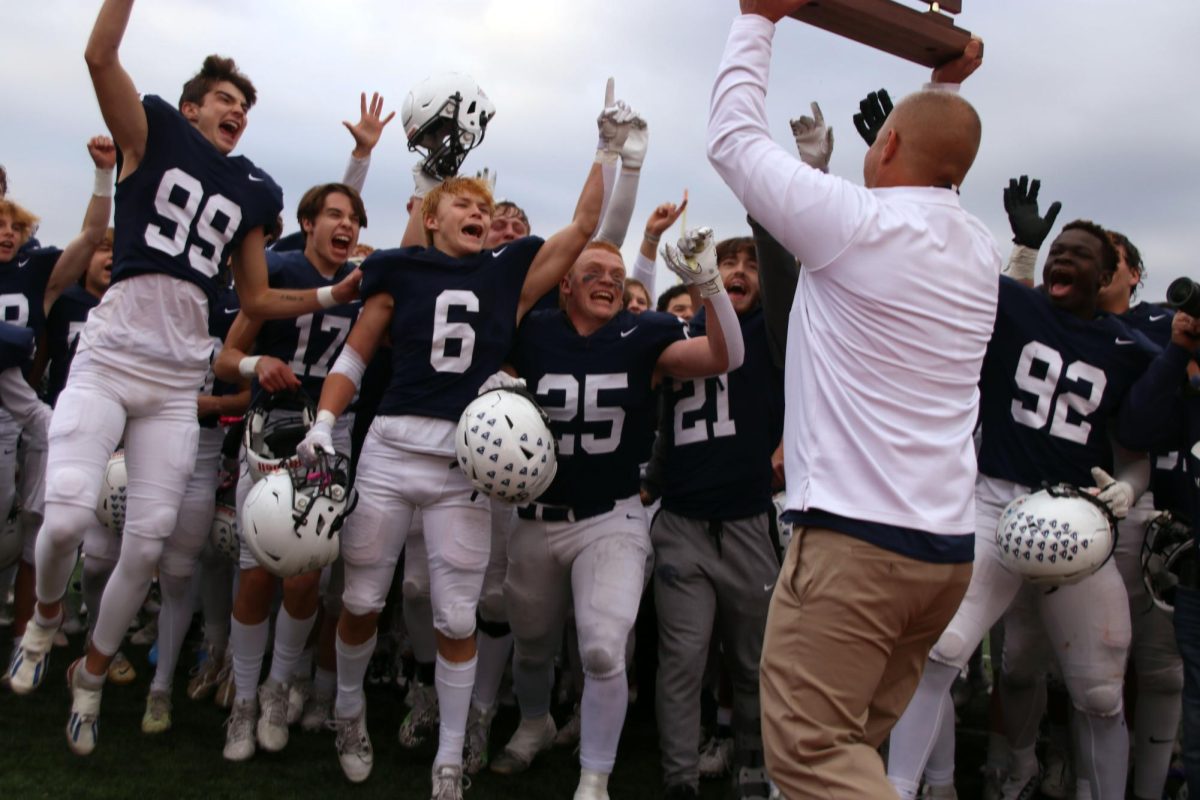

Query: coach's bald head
left=862, top=90, right=981, bottom=190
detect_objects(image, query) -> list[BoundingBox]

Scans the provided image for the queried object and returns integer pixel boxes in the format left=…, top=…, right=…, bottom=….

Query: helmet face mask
left=996, top=483, right=1118, bottom=586
left=241, top=450, right=356, bottom=579
left=1142, top=511, right=1194, bottom=614
left=403, top=73, right=495, bottom=180
left=243, top=390, right=315, bottom=484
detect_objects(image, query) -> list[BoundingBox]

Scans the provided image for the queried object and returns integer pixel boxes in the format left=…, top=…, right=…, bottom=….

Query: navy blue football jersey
left=0, top=247, right=62, bottom=337
left=361, top=236, right=543, bottom=420
left=1120, top=302, right=1181, bottom=508
left=44, top=284, right=100, bottom=405
left=249, top=251, right=360, bottom=403
left=111, top=95, right=283, bottom=303
left=661, top=306, right=784, bottom=520
left=0, top=321, right=35, bottom=372
left=511, top=308, right=688, bottom=508
left=978, top=277, right=1158, bottom=488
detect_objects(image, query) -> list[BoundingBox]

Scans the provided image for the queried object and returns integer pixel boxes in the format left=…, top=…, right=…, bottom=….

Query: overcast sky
left=6, top=1, right=1198, bottom=301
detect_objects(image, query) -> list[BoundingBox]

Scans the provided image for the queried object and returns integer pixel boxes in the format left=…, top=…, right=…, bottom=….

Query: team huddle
left=2, top=1, right=1200, bottom=799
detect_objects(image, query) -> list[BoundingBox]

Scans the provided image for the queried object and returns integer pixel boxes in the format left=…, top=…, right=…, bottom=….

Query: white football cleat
left=141, top=689, right=172, bottom=734
left=256, top=679, right=290, bottom=752
left=8, top=618, right=57, bottom=694
left=223, top=698, right=258, bottom=762
left=287, top=676, right=312, bottom=725
left=334, top=707, right=374, bottom=783
left=65, top=659, right=103, bottom=756
left=489, top=713, right=557, bottom=775
left=431, top=763, right=468, bottom=800
left=573, top=768, right=610, bottom=800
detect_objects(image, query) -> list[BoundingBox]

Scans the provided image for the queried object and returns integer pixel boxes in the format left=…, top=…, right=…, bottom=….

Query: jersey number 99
left=144, top=168, right=243, bottom=278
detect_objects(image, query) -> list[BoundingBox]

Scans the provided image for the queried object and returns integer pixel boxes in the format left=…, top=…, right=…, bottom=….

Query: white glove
left=618, top=116, right=649, bottom=170
left=298, top=418, right=335, bottom=466
left=1089, top=466, right=1134, bottom=519
left=789, top=101, right=834, bottom=172
left=474, top=167, right=497, bottom=194
left=596, top=78, right=637, bottom=163
left=412, top=161, right=441, bottom=198
left=478, top=370, right=526, bottom=395
left=662, top=227, right=723, bottom=298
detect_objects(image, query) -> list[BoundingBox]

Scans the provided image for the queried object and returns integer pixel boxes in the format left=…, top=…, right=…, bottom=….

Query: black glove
left=853, top=89, right=893, bottom=145
left=1003, top=175, right=1062, bottom=249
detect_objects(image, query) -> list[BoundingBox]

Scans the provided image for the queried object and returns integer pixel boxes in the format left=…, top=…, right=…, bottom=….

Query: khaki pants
left=761, top=527, right=971, bottom=799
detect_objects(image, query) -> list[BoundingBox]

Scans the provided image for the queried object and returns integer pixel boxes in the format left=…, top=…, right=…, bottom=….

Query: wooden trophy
left=789, top=1, right=972, bottom=67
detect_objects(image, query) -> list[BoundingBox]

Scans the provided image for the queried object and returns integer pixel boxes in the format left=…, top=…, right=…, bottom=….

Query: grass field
left=0, top=616, right=1108, bottom=799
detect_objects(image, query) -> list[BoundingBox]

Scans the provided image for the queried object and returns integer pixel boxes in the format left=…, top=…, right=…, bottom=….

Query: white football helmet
left=1142, top=511, right=1194, bottom=614
left=456, top=388, right=556, bottom=505
left=95, top=451, right=128, bottom=535
left=0, top=509, right=20, bottom=571
left=241, top=452, right=355, bottom=578
left=243, top=391, right=315, bottom=484
left=996, top=484, right=1117, bottom=586
left=402, top=72, right=495, bottom=179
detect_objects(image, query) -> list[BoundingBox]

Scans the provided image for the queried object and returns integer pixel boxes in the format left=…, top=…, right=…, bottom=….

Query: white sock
left=580, top=669, right=627, bottom=773
left=924, top=689, right=957, bottom=786
left=150, top=573, right=193, bottom=693
left=80, top=557, right=115, bottom=638
left=267, top=607, right=316, bottom=686
left=434, top=654, right=476, bottom=768
left=335, top=632, right=376, bottom=720
left=472, top=630, right=511, bottom=711
left=230, top=617, right=269, bottom=703
left=1074, top=710, right=1129, bottom=800
left=888, top=660, right=959, bottom=791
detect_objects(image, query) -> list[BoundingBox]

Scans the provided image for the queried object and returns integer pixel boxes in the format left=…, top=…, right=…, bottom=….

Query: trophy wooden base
left=789, top=0, right=972, bottom=68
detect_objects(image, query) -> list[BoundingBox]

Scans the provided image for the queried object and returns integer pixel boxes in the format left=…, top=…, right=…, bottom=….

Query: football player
left=1, top=136, right=115, bottom=655
left=295, top=88, right=612, bottom=797
left=13, top=0, right=359, bottom=757
left=887, top=219, right=1157, bottom=800
left=211, top=182, right=366, bottom=761
left=650, top=233, right=784, bottom=800
left=490, top=229, right=744, bottom=800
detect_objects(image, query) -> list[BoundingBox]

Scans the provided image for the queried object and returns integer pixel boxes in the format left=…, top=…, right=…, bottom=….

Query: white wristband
left=1003, top=244, right=1039, bottom=282
left=329, top=344, right=367, bottom=390
left=316, top=286, right=337, bottom=309
left=315, top=409, right=337, bottom=429
left=93, top=167, right=114, bottom=198
left=238, top=356, right=261, bottom=380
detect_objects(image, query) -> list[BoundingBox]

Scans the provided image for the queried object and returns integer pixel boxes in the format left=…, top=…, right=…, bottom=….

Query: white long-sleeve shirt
left=708, top=14, right=1001, bottom=546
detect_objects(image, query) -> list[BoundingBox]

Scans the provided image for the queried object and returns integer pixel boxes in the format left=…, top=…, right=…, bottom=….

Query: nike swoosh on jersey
left=492, top=247, right=508, bottom=258
left=223, top=307, right=239, bottom=314
left=1149, top=314, right=1168, bottom=321
left=248, top=174, right=265, bottom=182
left=1115, top=338, right=1135, bottom=345
left=763, top=583, right=774, bottom=592
left=17, top=258, right=29, bottom=268
left=620, top=327, right=638, bottom=338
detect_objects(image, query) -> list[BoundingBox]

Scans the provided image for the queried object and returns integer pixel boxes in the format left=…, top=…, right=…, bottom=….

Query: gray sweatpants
left=652, top=508, right=780, bottom=789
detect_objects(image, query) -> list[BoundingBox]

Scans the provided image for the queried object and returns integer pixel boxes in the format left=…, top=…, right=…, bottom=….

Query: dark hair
left=716, top=236, right=755, bottom=265
left=0, top=165, right=7, bottom=197
left=296, top=183, right=368, bottom=230
left=179, top=55, right=257, bottom=111
left=494, top=200, right=530, bottom=231
left=623, top=278, right=650, bottom=308
left=1107, top=230, right=1145, bottom=295
left=1062, top=219, right=1119, bottom=277
left=656, top=284, right=690, bottom=313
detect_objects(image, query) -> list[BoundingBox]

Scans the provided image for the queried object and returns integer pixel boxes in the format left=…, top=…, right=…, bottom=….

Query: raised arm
left=748, top=215, right=797, bottom=371
left=341, top=91, right=394, bottom=194
left=44, top=137, right=116, bottom=314
left=1001, top=175, right=1062, bottom=286
left=594, top=85, right=649, bottom=248
left=656, top=228, right=745, bottom=380
left=232, top=228, right=361, bottom=319
left=633, top=195, right=687, bottom=290
left=515, top=84, right=633, bottom=319
left=84, top=0, right=148, bottom=177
